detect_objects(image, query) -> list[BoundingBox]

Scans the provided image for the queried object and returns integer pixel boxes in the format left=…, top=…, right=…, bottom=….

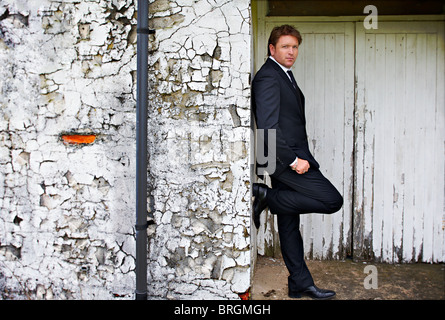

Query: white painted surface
left=355, top=21, right=445, bottom=262
left=0, top=0, right=253, bottom=299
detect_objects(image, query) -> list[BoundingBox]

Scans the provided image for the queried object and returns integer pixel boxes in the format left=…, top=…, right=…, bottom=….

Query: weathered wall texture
left=0, top=1, right=136, bottom=299
left=146, top=0, right=252, bottom=299
left=0, top=0, right=252, bottom=299
left=0, top=0, right=138, bottom=299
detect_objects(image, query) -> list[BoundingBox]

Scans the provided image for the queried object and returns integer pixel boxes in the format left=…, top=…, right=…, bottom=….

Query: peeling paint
left=0, top=0, right=252, bottom=300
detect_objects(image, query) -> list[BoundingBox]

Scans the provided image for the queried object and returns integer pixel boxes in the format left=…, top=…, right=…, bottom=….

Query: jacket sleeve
left=252, top=71, right=298, bottom=167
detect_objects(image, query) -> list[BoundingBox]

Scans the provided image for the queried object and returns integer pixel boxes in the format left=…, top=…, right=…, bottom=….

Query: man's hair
left=267, top=25, right=302, bottom=56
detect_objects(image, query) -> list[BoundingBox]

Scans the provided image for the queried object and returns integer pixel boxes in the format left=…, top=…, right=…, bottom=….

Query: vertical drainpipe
left=135, top=0, right=149, bottom=300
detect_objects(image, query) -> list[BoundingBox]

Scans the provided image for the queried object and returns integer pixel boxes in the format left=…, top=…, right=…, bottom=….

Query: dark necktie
left=287, top=70, right=303, bottom=113
left=287, top=70, right=298, bottom=90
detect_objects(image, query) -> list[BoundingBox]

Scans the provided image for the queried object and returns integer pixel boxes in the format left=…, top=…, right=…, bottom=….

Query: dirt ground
left=251, top=255, right=445, bottom=300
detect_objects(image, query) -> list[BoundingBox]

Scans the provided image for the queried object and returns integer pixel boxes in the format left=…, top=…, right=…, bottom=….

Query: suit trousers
left=267, top=168, right=343, bottom=292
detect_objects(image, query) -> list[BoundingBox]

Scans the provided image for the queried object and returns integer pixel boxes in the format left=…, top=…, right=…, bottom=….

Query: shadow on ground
left=251, top=255, right=445, bottom=300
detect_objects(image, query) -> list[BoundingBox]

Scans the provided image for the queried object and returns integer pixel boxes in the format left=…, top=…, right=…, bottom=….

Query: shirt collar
left=269, top=56, right=292, bottom=73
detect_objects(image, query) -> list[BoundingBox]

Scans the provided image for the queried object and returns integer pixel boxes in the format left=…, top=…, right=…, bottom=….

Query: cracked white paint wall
left=0, top=0, right=252, bottom=299
left=146, top=0, right=252, bottom=299
left=1, top=0, right=138, bottom=299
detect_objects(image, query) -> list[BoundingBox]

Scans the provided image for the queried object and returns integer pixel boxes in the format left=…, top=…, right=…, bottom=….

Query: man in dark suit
left=252, top=25, right=343, bottom=299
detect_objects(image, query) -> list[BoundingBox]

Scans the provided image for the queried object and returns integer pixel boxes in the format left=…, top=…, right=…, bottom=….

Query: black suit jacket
left=252, top=58, right=319, bottom=178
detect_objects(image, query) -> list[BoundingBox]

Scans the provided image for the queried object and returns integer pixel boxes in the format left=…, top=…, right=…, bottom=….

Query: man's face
left=269, top=35, right=299, bottom=68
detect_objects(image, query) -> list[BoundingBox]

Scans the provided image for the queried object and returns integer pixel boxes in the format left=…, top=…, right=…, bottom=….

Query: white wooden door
left=255, top=21, right=356, bottom=260
left=354, top=21, right=445, bottom=263
left=292, top=22, right=355, bottom=260
left=254, top=17, right=445, bottom=263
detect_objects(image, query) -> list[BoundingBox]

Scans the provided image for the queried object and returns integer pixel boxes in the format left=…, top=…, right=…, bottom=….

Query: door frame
left=252, top=0, right=445, bottom=261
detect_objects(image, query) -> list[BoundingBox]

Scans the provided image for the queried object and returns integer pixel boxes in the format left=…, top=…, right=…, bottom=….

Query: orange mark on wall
left=238, top=288, right=250, bottom=300
left=61, top=134, right=96, bottom=145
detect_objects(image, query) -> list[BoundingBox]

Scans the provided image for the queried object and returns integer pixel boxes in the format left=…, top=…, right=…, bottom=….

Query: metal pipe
left=135, top=0, right=149, bottom=300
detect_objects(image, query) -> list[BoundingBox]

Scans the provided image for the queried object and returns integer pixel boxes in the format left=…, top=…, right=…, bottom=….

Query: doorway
left=252, top=2, right=445, bottom=263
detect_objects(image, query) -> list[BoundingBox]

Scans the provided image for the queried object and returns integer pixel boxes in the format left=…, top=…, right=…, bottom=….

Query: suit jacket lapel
left=267, top=59, right=305, bottom=119
left=268, top=59, right=298, bottom=97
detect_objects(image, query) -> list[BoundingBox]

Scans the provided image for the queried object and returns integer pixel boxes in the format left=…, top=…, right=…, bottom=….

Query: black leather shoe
left=252, top=183, right=268, bottom=229
left=289, top=285, right=336, bottom=300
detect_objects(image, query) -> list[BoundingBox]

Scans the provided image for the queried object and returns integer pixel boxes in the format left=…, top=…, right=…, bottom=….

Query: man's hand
left=291, top=158, right=310, bottom=174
